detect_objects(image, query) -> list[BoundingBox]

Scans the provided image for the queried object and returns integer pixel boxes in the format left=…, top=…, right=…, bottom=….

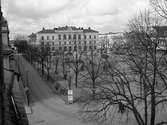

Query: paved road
left=17, top=55, right=95, bottom=125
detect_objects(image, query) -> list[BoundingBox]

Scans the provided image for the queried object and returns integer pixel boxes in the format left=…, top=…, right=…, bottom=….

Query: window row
left=57, top=46, right=97, bottom=51
left=49, top=46, right=97, bottom=51
left=43, top=41, right=96, bottom=45
left=41, top=34, right=97, bottom=40
left=58, top=41, right=96, bottom=45
left=58, top=34, right=97, bottom=40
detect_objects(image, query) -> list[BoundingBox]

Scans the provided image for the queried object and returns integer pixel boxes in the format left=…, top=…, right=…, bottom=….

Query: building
left=152, top=26, right=167, bottom=51
left=98, top=32, right=124, bottom=54
left=1, top=16, right=9, bottom=50
left=28, top=33, right=37, bottom=45
left=36, top=26, right=99, bottom=53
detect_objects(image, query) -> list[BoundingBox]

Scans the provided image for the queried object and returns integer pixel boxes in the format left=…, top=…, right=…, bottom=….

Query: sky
left=2, top=0, right=150, bottom=39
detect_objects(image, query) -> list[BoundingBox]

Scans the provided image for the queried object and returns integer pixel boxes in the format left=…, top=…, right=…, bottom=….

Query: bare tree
left=150, top=0, right=167, bottom=20
left=37, top=42, right=50, bottom=76
left=82, top=50, right=103, bottom=99
left=65, top=51, right=84, bottom=88
left=82, top=11, right=167, bottom=125
left=53, top=49, right=60, bottom=74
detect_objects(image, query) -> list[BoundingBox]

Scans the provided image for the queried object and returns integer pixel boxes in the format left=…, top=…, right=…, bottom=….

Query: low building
left=36, top=26, right=99, bottom=53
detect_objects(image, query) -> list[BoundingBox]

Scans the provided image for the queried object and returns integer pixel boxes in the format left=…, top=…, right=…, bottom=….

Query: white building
left=36, top=26, right=99, bottom=53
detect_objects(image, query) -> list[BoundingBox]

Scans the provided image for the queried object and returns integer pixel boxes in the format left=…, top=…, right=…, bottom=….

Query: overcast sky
left=2, top=0, right=150, bottom=39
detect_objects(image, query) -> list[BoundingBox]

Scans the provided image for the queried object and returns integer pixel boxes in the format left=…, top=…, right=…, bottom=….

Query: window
left=58, top=34, right=61, bottom=40
left=47, top=46, right=50, bottom=51
left=52, top=36, right=54, bottom=40
left=89, top=41, right=91, bottom=44
left=64, top=46, right=67, bottom=51
left=63, top=34, right=66, bottom=40
left=52, top=47, right=55, bottom=51
left=47, top=36, right=49, bottom=40
left=79, top=41, right=81, bottom=44
left=69, top=41, right=71, bottom=45
left=59, top=47, right=62, bottom=50
left=94, top=35, right=96, bottom=39
left=89, top=35, right=91, bottom=39
left=74, top=46, right=77, bottom=51
left=64, top=41, right=66, bottom=45
left=94, top=40, right=96, bottom=44
left=69, top=46, right=72, bottom=51
left=84, top=41, right=87, bottom=44
left=84, top=35, right=86, bottom=39
left=74, top=41, right=76, bottom=45
left=94, top=46, right=96, bottom=49
left=41, top=36, right=44, bottom=40
left=78, top=34, right=81, bottom=40
left=84, top=46, right=87, bottom=51
left=59, top=41, right=61, bottom=45
left=89, top=46, right=92, bottom=50
left=73, top=34, right=76, bottom=40
left=52, top=42, right=54, bottom=45
left=69, top=35, right=71, bottom=40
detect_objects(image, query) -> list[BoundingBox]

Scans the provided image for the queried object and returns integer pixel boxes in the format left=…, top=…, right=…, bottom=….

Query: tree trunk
left=47, top=67, right=50, bottom=80
left=41, top=59, right=44, bottom=75
left=75, top=71, right=78, bottom=88
left=150, top=45, right=157, bottom=125
left=92, top=80, right=95, bottom=99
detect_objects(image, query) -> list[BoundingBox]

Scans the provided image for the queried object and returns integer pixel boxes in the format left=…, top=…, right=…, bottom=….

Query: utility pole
left=0, top=0, right=5, bottom=124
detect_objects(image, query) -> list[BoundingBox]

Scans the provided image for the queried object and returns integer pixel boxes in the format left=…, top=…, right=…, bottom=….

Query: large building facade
left=36, top=26, right=99, bottom=53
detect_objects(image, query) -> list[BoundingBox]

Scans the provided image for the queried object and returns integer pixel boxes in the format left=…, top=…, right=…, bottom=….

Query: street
left=17, top=55, right=95, bottom=125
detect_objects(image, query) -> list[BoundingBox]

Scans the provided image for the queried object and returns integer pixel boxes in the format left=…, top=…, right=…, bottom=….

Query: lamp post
left=0, top=0, right=5, bottom=124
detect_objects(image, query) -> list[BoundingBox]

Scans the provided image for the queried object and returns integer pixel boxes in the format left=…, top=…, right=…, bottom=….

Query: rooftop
left=38, top=26, right=98, bottom=34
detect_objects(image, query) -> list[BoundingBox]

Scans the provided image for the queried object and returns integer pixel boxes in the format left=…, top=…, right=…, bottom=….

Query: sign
left=68, top=90, right=73, bottom=95
left=68, top=90, right=73, bottom=104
